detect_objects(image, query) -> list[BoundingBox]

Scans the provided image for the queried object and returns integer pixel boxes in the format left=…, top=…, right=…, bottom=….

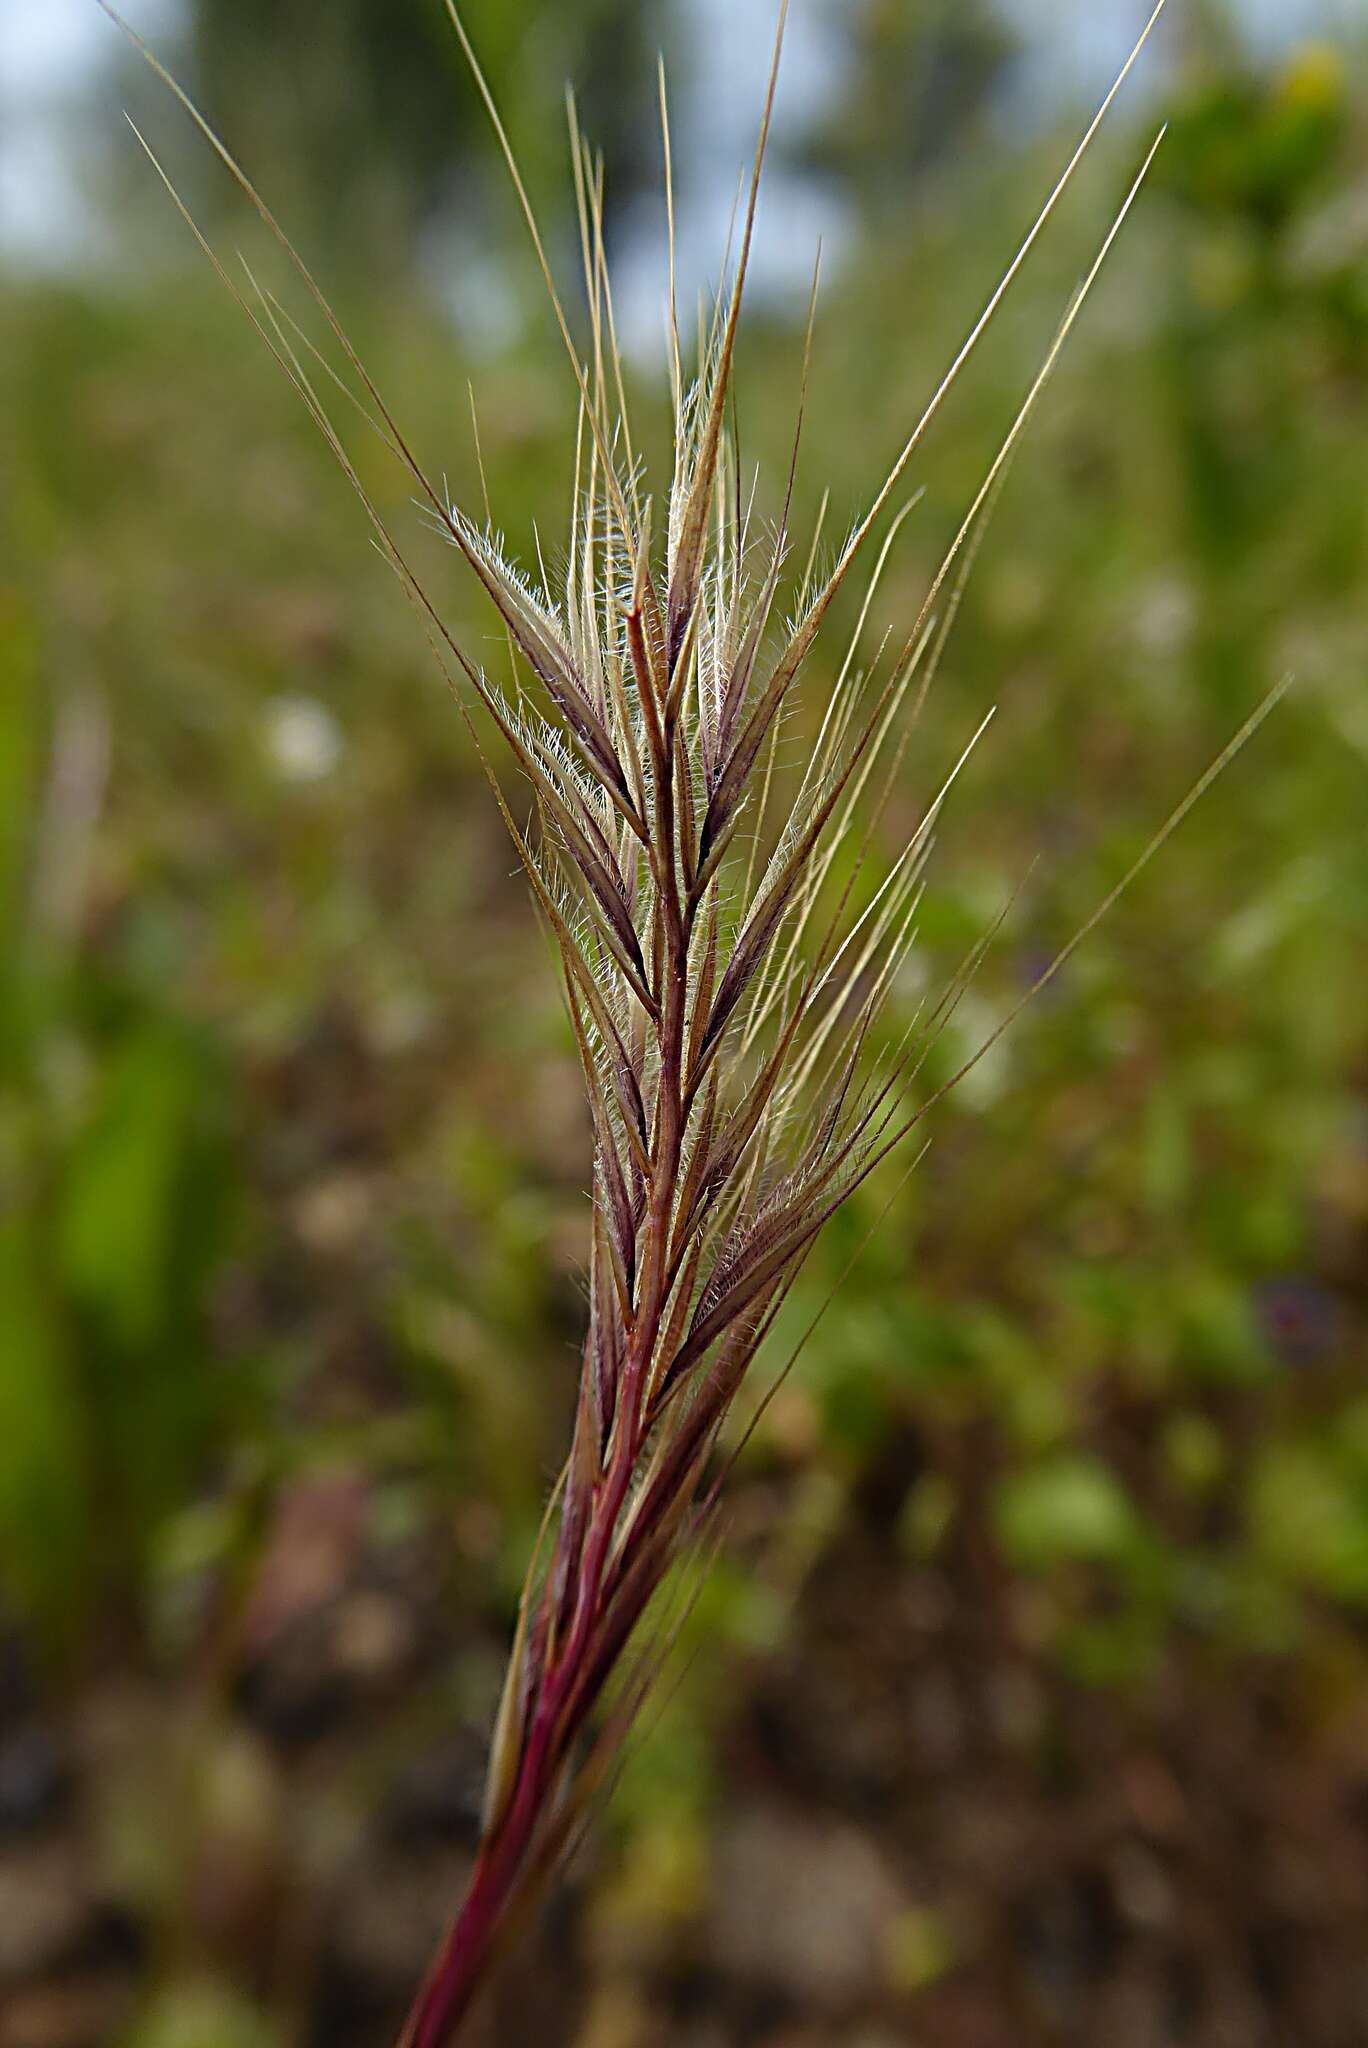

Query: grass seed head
left=100, top=6, right=1300, bottom=2041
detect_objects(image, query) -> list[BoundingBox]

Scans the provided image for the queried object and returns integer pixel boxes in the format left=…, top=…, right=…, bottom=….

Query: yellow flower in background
left=1277, top=42, right=1344, bottom=117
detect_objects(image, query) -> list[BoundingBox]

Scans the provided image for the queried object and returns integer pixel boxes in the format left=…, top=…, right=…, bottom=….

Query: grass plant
left=96, top=1, right=1290, bottom=2039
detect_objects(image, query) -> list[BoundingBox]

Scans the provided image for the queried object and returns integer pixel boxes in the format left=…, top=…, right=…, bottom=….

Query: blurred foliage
left=0, top=611, right=239, bottom=1642
left=807, top=0, right=1014, bottom=196
left=2, top=14, right=1367, bottom=2047
left=103, top=0, right=665, bottom=275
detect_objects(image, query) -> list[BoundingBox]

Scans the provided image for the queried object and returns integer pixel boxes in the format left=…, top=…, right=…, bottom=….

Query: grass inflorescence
left=99, top=1, right=1291, bottom=2039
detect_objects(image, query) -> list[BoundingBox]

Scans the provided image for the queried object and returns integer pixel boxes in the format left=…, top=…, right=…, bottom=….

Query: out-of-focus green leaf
left=1249, top=1426, right=1368, bottom=1605
left=0, top=1211, right=89, bottom=1633
left=122, top=1979, right=281, bottom=2048
left=995, top=1454, right=1146, bottom=1571
left=0, top=594, right=41, bottom=934
left=58, top=1025, right=207, bottom=1351
left=53, top=1019, right=237, bottom=1564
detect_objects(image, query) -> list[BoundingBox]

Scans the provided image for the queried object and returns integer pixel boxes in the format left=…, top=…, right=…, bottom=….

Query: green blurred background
left=2, top=2, right=1367, bottom=2043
